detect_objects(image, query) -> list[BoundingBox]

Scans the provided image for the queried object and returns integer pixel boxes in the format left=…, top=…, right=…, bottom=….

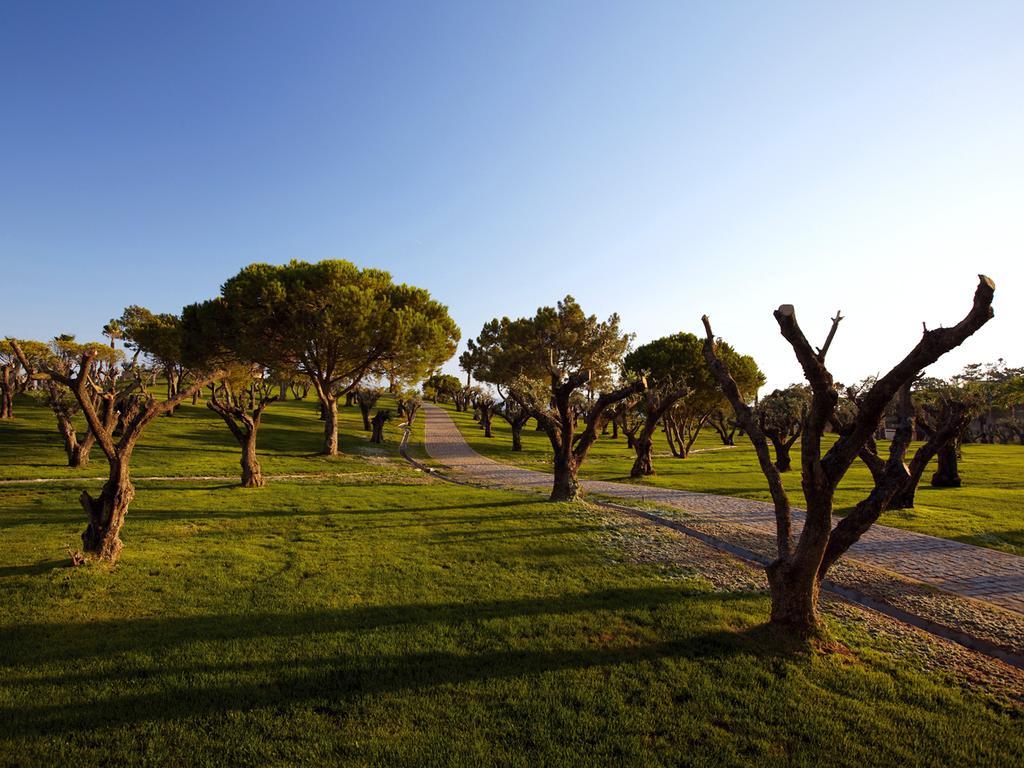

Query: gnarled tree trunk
left=240, top=430, right=265, bottom=488
left=931, top=444, right=961, bottom=487
left=551, top=454, right=581, bottom=502
left=630, top=433, right=654, bottom=477
left=80, top=456, right=134, bottom=561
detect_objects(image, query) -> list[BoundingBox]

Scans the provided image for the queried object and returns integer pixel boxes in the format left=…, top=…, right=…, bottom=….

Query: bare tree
left=701, top=276, right=995, bottom=635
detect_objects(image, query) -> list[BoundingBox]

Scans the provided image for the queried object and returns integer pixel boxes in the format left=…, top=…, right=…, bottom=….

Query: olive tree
left=10, top=337, right=223, bottom=562
left=467, top=296, right=644, bottom=501
left=757, top=385, right=809, bottom=472
left=623, top=333, right=762, bottom=477
left=702, top=276, right=994, bottom=636
left=182, top=298, right=279, bottom=488
left=17, top=336, right=123, bottom=467
left=220, top=260, right=459, bottom=455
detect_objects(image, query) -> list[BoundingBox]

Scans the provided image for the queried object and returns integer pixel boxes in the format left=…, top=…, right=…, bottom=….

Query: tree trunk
left=550, top=454, right=581, bottom=502
left=322, top=396, right=339, bottom=455
left=370, top=410, right=389, bottom=443
left=770, top=435, right=792, bottom=472
left=630, top=433, right=654, bottom=478
left=80, top=456, right=134, bottom=562
left=766, top=559, right=820, bottom=635
left=359, top=402, right=372, bottom=431
left=0, top=367, right=13, bottom=418
left=931, top=444, right=961, bottom=487
left=240, top=430, right=265, bottom=488
left=55, top=411, right=94, bottom=468
left=511, top=423, right=523, bottom=451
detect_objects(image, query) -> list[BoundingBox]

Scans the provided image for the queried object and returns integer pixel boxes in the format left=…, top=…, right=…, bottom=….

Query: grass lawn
left=439, top=404, right=1024, bottom=555
left=0, top=396, right=1022, bottom=766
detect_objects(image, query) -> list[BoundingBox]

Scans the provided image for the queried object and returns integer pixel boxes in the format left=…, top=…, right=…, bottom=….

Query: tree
left=423, top=372, right=461, bottom=404
left=181, top=297, right=286, bottom=489
left=468, top=296, right=644, bottom=501
left=220, top=260, right=459, bottom=456
left=206, top=368, right=278, bottom=488
left=497, top=397, right=532, bottom=450
left=0, top=344, right=25, bottom=418
left=623, top=333, right=762, bottom=477
left=18, top=336, right=123, bottom=467
left=397, top=390, right=423, bottom=426
left=370, top=409, right=391, bottom=443
left=702, top=276, right=995, bottom=636
left=757, top=385, right=809, bottom=472
left=118, top=306, right=189, bottom=410
left=474, top=392, right=497, bottom=438
left=353, top=386, right=383, bottom=431
left=709, top=410, right=738, bottom=445
left=10, top=338, right=223, bottom=562
left=101, top=319, right=123, bottom=350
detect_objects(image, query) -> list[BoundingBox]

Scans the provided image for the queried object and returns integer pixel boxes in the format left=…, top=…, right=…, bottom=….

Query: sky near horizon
left=2, top=1, right=1021, bottom=390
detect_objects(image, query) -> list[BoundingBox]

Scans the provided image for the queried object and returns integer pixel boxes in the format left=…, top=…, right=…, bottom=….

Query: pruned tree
left=475, top=393, right=497, bottom=437
left=757, top=385, right=809, bottom=472
left=623, top=333, right=762, bottom=477
left=220, top=260, right=459, bottom=455
left=497, top=396, right=531, bottom=450
left=0, top=345, right=28, bottom=418
left=468, top=296, right=644, bottom=501
left=709, top=409, right=738, bottom=445
left=397, top=390, right=423, bottom=426
left=452, top=385, right=474, bottom=413
left=181, top=298, right=283, bottom=488
left=207, top=369, right=278, bottom=488
left=701, top=276, right=995, bottom=636
left=370, top=409, right=391, bottom=444
left=353, top=386, right=383, bottom=431
left=17, top=336, right=123, bottom=467
left=10, top=338, right=224, bottom=562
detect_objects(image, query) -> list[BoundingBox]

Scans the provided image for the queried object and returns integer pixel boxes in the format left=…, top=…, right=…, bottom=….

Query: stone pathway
left=422, top=404, right=1024, bottom=615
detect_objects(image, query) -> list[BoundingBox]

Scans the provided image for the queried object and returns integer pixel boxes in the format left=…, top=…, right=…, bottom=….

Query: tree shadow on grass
left=0, top=586, right=771, bottom=737
left=0, top=559, right=67, bottom=578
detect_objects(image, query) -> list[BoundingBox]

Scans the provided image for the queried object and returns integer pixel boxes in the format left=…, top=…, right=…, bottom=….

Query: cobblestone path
left=423, top=404, right=1024, bottom=615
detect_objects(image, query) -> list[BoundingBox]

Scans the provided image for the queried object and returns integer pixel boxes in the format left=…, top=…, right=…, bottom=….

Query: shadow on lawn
left=0, top=585, right=767, bottom=737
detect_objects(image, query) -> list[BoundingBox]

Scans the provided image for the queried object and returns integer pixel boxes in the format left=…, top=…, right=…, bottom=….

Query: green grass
left=442, top=404, right=1024, bottom=555
left=0, top=396, right=1022, bottom=766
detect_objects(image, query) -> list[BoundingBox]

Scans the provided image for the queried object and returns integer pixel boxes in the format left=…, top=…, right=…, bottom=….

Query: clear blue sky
left=2, top=1, right=1021, bottom=389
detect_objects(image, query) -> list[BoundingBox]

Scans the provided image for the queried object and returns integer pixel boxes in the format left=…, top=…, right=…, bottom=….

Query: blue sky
left=2, top=1, right=1021, bottom=389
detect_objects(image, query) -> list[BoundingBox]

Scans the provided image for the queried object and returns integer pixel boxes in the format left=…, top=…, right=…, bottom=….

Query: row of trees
left=2, top=271, right=1006, bottom=641
left=7, top=260, right=458, bottom=564
left=451, top=280, right=997, bottom=637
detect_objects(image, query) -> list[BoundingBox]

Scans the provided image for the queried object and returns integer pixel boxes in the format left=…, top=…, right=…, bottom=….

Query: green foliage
left=468, top=295, right=632, bottom=393
left=119, top=305, right=184, bottom=372
left=423, top=372, right=462, bottom=402
left=220, top=260, right=460, bottom=396
left=624, top=332, right=764, bottom=407
left=757, top=385, right=809, bottom=434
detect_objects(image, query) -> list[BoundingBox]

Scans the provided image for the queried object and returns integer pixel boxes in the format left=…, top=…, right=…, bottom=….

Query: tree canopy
left=219, top=259, right=460, bottom=454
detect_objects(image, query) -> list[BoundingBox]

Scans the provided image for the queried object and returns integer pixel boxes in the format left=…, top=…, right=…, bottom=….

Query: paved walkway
left=422, top=404, right=1024, bottom=615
